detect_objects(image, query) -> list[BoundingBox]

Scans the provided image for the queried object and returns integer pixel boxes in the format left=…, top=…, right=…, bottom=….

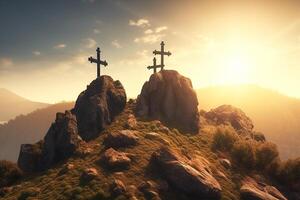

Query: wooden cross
left=153, top=41, right=171, bottom=70
left=147, top=57, right=162, bottom=73
left=88, top=47, right=108, bottom=78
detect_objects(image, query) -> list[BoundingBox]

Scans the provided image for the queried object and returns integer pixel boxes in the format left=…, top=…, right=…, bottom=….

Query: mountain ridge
left=0, top=88, right=50, bottom=121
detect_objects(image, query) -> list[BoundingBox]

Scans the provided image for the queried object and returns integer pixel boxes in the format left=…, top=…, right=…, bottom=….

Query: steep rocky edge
left=17, top=76, right=126, bottom=172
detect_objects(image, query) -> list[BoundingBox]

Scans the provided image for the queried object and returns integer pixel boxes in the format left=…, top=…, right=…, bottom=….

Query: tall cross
left=153, top=41, right=171, bottom=70
left=88, top=47, right=108, bottom=78
left=147, top=57, right=162, bottom=73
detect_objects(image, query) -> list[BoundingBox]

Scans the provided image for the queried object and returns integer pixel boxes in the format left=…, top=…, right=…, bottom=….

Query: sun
left=216, top=53, right=251, bottom=85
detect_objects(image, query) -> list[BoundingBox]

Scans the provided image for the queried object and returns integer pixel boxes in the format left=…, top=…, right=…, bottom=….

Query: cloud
left=144, top=29, right=153, bottom=34
left=155, top=26, right=168, bottom=33
left=134, top=34, right=165, bottom=44
left=129, top=19, right=150, bottom=27
left=136, top=50, right=149, bottom=57
left=93, top=29, right=100, bottom=34
left=32, top=51, right=41, bottom=56
left=54, top=44, right=66, bottom=49
left=111, top=40, right=122, bottom=49
left=83, top=38, right=97, bottom=48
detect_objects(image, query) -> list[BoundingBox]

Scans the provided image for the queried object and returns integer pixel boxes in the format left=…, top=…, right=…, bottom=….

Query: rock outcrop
left=81, top=168, right=99, bottom=182
left=205, top=105, right=254, bottom=134
left=136, top=70, right=199, bottom=133
left=104, top=130, right=139, bottom=148
left=240, top=177, right=287, bottom=200
left=18, top=76, right=127, bottom=171
left=151, top=147, right=221, bottom=199
left=18, top=111, right=82, bottom=172
left=101, top=148, right=133, bottom=169
left=18, top=141, right=43, bottom=173
left=40, top=111, right=83, bottom=170
left=73, top=76, right=126, bottom=141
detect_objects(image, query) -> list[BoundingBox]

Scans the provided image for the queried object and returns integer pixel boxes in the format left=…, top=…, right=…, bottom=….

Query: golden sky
left=1, top=0, right=300, bottom=103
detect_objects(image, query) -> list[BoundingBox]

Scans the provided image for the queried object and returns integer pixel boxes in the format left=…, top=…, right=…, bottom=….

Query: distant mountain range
left=197, top=84, right=300, bottom=160
left=1, top=86, right=299, bottom=161
left=0, top=88, right=49, bottom=122
left=0, top=102, right=74, bottom=161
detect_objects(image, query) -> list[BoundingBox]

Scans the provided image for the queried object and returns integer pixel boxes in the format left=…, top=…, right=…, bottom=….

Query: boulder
left=151, top=147, right=221, bottom=199
left=73, top=76, right=126, bottom=141
left=136, top=70, right=199, bottom=133
left=124, top=114, right=137, bottom=129
left=138, top=180, right=164, bottom=200
left=58, top=163, right=75, bottom=175
left=18, top=141, right=43, bottom=173
left=39, top=111, right=83, bottom=170
left=205, top=105, right=254, bottom=134
left=104, top=130, right=139, bottom=148
left=81, top=168, right=99, bottom=182
left=101, top=148, right=133, bottom=169
left=240, top=177, right=287, bottom=200
left=111, top=179, right=127, bottom=196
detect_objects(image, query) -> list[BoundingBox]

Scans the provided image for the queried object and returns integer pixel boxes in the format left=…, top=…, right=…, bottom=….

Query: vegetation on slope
left=0, top=102, right=298, bottom=200
left=197, top=84, right=300, bottom=159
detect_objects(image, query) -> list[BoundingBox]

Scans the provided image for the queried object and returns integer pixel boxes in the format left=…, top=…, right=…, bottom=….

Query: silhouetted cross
left=153, top=41, right=171, bottom=70
left=147, top=57, right=162, bottom=73
left=88, top=47, right=108, bottom=78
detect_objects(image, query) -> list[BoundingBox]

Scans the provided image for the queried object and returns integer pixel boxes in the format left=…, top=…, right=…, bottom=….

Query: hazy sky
left=1, top=0, right=300, bottom=103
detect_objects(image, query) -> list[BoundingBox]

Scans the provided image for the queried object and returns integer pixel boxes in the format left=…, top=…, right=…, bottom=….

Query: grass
left=0, top=102, right=291, bottom=200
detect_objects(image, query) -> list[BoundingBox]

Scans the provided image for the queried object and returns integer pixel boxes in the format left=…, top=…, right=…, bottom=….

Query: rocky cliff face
left=17, top=76, right=126, bottom=172
left=136, top=70, right=199, bottom=133
left=73, top=76, right=127, bottom=141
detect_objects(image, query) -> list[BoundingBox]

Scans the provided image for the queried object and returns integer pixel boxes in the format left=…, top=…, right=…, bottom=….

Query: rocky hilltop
left=18, top=76, right=127, bottom=172
left=0, top=71, right=299, bottom=200
left=136, top=70, right=199, bottom=133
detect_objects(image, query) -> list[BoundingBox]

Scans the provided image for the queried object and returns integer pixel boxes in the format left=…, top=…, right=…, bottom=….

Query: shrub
left=278, top=158, right=300, bottom=191
left=212, top=126, right=239, bottom=151
left=256, top=142, right=279, bottom=170
left=231, top=140, right=256, bottom=168
left=0, top=160, right=23, bottom=188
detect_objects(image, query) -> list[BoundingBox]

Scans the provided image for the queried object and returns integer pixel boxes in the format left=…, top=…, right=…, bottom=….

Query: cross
left=88, top=47, right=108, bottom=78
left=153, top=41, right=171, bottom=70
left=147, top=57, right=162, bottom=73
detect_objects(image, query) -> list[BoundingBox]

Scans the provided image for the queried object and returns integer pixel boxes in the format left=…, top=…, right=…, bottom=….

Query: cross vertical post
left=96, top=47, right=100, bottom=78
left=88, top=47, right=108, bottom=78
left=153, top=41, right=171, bottom=71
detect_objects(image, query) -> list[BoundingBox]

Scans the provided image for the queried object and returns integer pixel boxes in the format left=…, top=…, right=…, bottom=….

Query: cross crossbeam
left=147, top=57, right=163, bottom=73
left=153, top=41, right=171, bottom=70
left=88, top=47, right=108, bottom=78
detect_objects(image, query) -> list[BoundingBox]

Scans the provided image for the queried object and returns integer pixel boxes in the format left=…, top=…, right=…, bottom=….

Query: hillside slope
left=197, top=85, right=300, bottom=159
left=0, top=88, right=49, bottom=122
left=1, top=102, right=298, bottom=200
left=0, top=102, right=74, bottom=161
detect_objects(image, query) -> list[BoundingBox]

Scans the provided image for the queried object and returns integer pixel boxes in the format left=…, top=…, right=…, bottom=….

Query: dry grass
left=0, top=102, right=289, bottom=200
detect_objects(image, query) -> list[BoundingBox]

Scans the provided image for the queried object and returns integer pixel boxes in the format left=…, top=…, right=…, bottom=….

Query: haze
left=1, top=0, right=300, bottom=103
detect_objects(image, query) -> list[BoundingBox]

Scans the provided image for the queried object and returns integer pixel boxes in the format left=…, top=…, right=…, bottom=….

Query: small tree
left=231, top=140, right=256, bottom=168
left=256, top=142, right=279, bottom=170
left=0, top=160, right=23, bottom=188
left=278, top=158, right=300, bottom=191
left=212, top=126, right=239, bottom=151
